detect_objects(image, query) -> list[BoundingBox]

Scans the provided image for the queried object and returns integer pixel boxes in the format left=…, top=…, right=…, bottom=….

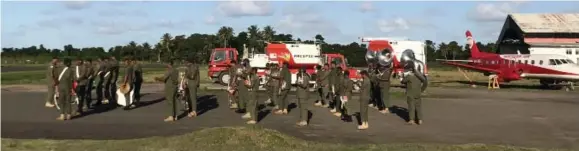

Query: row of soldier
left=45, top=56, right=424, bottom=127
left=221, top=60, right=425, bottom=129
left=45, top=56, right=143, bottom=120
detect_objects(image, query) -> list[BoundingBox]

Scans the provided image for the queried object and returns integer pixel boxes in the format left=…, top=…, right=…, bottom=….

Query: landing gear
left=539, top=79, right=576, bottom=91
left=488, top=74, right=500, bottom=89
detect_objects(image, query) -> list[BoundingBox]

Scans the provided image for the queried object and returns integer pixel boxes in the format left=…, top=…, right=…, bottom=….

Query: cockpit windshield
left=567, top=59, right=576, bottom=64
left=331, top=58, right=344, bottom=66
left=560, top=59, right=568, bottom=64
left=212, top=50, right=226, bottom=62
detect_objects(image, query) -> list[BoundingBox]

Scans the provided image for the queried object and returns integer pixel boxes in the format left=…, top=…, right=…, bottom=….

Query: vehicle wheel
left=219, top=72, right=231, bottom=86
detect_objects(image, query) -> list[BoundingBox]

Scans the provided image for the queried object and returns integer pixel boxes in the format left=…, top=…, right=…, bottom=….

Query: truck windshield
left=212, top=50, right=226, bottom=62
left=331, top=58, right=343, bottom=66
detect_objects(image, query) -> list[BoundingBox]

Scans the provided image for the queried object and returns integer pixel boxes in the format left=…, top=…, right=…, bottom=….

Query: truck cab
left=208, top=48, right=238, bottom=84
left=322, top=53, right=362, bottom=85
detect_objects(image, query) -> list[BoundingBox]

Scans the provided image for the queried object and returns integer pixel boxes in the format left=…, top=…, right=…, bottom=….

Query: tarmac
left=1, top=84, right=579, bottom=150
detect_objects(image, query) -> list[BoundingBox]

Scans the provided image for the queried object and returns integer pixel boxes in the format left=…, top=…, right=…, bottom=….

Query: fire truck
left=208, top=41, right=362, bottom=87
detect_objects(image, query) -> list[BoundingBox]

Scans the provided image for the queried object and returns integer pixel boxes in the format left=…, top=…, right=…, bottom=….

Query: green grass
left=1, top=126, right=561, bottom=151
left=1, top=68, right=166, bottom=85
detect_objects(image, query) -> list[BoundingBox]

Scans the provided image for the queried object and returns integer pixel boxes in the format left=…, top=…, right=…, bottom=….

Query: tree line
left=1, top=25, right=497, bottom=66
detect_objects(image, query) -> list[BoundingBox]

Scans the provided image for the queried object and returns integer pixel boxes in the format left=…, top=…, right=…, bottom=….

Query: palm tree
left=159, top=33, right=172, bottom=62
left=142, top=42, right=151, bottom=61
left=261, top=25, right=275, bottom=42
left=247, top=25, right=261, bottom=53
left=217, top=26, right=234, bottom=47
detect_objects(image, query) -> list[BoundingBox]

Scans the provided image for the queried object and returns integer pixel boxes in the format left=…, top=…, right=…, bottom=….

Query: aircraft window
left=560, top=59, right=568, bottom=64
left=566, top=49, right=572, bottom=55
left=517, top=60, right=522, bottom=64
left=549, top=59, right=556, bottom=65
left=576, top=49, right=579, bottom=55
left=539, top=60, right=543, bottom=65
left=524, top=60, right=528, bottom=64
left=511, top=60, right=515, bottom=64
left=531, top=60, right=535, bottom=64
left=555, top=59, right=562, bottom=65
left=567, top=59, right=575, bottom=64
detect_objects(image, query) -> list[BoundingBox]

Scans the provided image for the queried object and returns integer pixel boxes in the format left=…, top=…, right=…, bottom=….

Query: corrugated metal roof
left=510, top=13, right=579, bottom=33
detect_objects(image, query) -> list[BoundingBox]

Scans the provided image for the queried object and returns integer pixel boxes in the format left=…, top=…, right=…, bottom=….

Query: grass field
left=1, top=126, right=560, bottom=151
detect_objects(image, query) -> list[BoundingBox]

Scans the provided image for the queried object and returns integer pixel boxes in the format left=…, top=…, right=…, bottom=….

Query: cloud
left=63, top=1, right=91, bottom=10
left=91, top=19, right=193, bottom=35
left=468, top=2, right=523, bottom=22
left=276, top=5, right=342, bottom=40
left=36, top=17, right=85, bottom=29
left=358, top=1, right=374, bottom=13
left=216, top=1, right=273, bottom=17
left=376, top=17, right=435, bottom=33
left=97, top=8, right=148, bottom=17
left=205, top=15, right=218, bottom=25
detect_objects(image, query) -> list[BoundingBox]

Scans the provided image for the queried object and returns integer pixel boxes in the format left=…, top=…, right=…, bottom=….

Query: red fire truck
left=208, top=41, right=362, bottom=87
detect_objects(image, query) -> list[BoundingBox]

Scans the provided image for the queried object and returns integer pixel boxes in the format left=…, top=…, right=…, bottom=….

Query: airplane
left=436, top=30, right=579, bottom=90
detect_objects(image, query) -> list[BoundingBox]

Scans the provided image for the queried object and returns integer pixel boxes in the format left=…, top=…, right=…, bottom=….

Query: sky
left=2, top=1, right=578, bottom=49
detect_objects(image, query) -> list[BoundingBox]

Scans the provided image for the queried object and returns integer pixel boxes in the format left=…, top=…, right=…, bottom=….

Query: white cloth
left=116, top=89, right=134, bottom=107
left=58, top=67, right=69, bottom=81
left=54, top=67, right=68, bottom=110
left=75, top=66, right=80, bottom=78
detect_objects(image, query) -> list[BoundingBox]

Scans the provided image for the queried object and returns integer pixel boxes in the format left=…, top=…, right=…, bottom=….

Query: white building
left=497, top=13, right=579, bottom=64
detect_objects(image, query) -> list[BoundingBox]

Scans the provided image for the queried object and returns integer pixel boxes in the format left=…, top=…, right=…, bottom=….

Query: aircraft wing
left=435, top=59, right=472, bottom=63
left=439, top=61, right=501, bottom=74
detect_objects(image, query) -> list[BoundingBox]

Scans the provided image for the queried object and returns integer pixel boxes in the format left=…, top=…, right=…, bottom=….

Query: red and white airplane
left=438, top=30, right=579, bottom=90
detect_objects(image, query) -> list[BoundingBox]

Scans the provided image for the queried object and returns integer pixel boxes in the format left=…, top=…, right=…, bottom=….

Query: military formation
left=44, top=57, right=426, bottom=129
left=45, top=56, right=144, bottom=120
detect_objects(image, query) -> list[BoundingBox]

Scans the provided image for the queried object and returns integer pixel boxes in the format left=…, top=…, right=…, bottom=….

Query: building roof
left=510, top=13, right=579, bottom=33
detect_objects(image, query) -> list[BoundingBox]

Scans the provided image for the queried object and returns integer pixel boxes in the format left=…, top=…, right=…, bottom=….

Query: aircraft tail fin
left=466, top=30, right=481, bottom=58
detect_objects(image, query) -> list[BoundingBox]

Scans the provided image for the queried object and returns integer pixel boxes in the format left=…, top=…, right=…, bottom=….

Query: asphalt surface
left=2, top=85, right=579, bottom=150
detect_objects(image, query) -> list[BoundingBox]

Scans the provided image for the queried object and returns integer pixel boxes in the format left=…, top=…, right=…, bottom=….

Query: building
left=496, top=13, right=579, bottom=63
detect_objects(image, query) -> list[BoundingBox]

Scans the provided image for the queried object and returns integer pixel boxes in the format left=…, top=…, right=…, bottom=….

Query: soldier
left=56, top=58, right=74, bottom=120
left=357, top=70, right=372, bottom=130
left=295, top=68, right=310, bottom=126
left=315, top=64, right=330, bottom=107
left=335, top=69, right=353, bottom=119
left=103, top=56, right=113, bottom=104
left=267, top=63, right=281, bottom=110
left=376, top=65, right=393, bottom=114
left=108, top=56, right=120, bottom=104
left=74, top=57, right=89, bottom=114
left=132, top=58, right=143, bottom=105
left=184, top=58, right=200, bottom=117
left=401, top=61, right=426, bottom=125
left=243, top=67, right=260, bottom=124
left=121, top=57, right=134, bottom=109
left=313, top=65, right=323, bottom=106
left=368, top=63, right=379, bottom=109
left=263, top=63, right=273, bottom=105
left=237, top=59, right=251, bottom=113
left=327, top=62, right=337, bottom=107
left=155, top=59, right=179, bottom=122
left=275, top=62, right=291, bottom=115
left=330, top=67, right=343, bottom=114
left=95, top=57, right=108, bottom=106
left=84, top=58, right=95, bottom=108
left=45, top=56, right=59, bottom=108
left=227, top=61, right=240, bottom=109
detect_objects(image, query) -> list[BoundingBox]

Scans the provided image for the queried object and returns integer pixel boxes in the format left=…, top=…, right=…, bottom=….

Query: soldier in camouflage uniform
left=45, top=56, right=59, bottom=108
left=243, top=67, right=260, bottom=124
left=74, top=57, right=89, bottom=114
left=401, top=61, right=427, bottom=125
left=84, top=58, right=95, bottom=108
left=295, top=68, right=311, bottom=126
left=357, top=70, right=372, bottom=130
left=156, top=59, right=179, bottom=122
left=56, top=58, right=74, bottom=120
